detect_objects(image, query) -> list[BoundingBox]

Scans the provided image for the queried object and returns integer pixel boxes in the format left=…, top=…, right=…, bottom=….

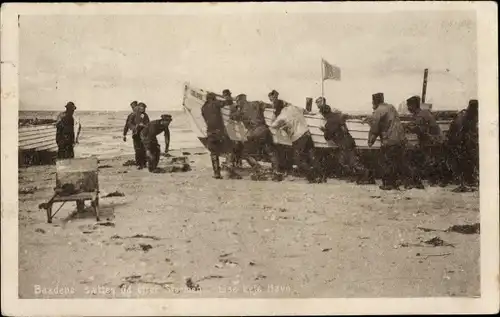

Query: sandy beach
left=18, top=148, right=480, bottom=299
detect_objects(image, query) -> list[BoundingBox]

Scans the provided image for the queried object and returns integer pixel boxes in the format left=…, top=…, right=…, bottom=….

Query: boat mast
left=421, top=68, right=429, bottom=103
left=321, top=59, right=324, bottom=98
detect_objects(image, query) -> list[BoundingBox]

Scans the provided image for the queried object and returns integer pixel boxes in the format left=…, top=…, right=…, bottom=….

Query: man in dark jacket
left=123, top=100, right=138, bottom=141
left=318, top=97, right=374, bottom=184
left=231, top=94, right=283, bottom=181
left=140, top=114, right=171, bottom=173
left=202, top=92, right=241, bottom=179
left=56, top=101, right=81, bottom=159
left=123, top=101, right=140, bottom=163
left=128, top=102, right=150, bottom=169
left=268, top=89, right=287, bottom=118
left=368, top=92, right=409, bottom=190
left=405, top=95, right=445, bottom=187
left=447, top=99, right=479, bottom=192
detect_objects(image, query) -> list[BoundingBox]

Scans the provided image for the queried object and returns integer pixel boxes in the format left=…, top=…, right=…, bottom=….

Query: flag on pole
left=322, top=59, right=341, bottom=81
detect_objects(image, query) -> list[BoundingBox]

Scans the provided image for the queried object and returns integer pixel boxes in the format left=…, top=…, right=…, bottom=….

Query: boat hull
left=182, top=83, right=453, bottom=151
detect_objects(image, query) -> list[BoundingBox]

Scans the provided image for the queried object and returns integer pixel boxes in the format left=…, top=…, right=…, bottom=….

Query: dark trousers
left=231, top=141, right=244, bottom=167
left=338, top=147, right=367, bottom=177
left=450, top=144, right=479, bottom=186
left=408, top=145, right=445, bottom=184
left=132, top=134, right=146, bottom=167
left=380, top=144, right=409, bottom=187
left=57, top=142, right=74, bottom=159
left=145, top=140, right=161, bottom=172
left=245, top=128, right=280, bottom=174
left=292, top=133, right=322, bottom=181
left=207, top=132, right=233, bottom=177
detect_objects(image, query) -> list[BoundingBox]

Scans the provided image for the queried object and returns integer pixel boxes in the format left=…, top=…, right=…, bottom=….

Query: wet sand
left=18, top=148, right=480, bottom=298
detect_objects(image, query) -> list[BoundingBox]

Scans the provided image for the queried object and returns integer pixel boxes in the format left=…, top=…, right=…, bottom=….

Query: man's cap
left=137, top=102, right=147, bottom=108
left=130, top=100, right=138, bottom=106
left=406, top=95, right=421, bottom=107
left=235, top=94, right=247, bottom=101
left=222, top=89, right=231, bottom=95
left=319, top=104, right=332, bottom=113
left=268, top=90, right=279, bottom=97
left=206, top=92, right=216, bottom=100
left=315, top=96, right=326, bottom=104
left=65, top=102, right=76, bottom=109
left=468, top=99, right=478, bottom=108
left=372, top=92, right=384, bottom=104
left=161, top=114, right=172, bottom=121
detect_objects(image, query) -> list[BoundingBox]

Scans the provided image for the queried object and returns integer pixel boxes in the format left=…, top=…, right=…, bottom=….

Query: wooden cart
left=44, top=157, right=100, bottom=223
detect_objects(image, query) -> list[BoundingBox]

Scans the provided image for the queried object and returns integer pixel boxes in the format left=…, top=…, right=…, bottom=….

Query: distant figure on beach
left=318, top=97, right=374, bottom=184
left=222, top=89, right=244, bottom=169
left=55, top=101, right=81, bottom=159
left=123, top=100, right=145, bottom=167
left=130, top=102, right=150, bottom=169
left=202, top=92, right=241, bottom=179
left=447, top=99, right=479, bottom=192
left=270, top=98, right=323, bottom=183
left=140, top=114, right=172, bottom=173
left=405, top=95, right=445, bottom=187
left=123, top=100, right=138, bottom=142
left=231, top=94, right=282, bottom=181
left=368, top=92, right=410, bottom=190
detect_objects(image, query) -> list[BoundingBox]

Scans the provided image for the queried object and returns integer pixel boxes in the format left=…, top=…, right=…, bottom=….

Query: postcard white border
left=1, top=2, right=498, bottom=316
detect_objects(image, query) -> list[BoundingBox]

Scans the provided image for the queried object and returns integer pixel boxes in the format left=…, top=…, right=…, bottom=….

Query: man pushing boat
left=269, top=94, right=323, bottom=183
left=317, top=97, right=374, bottom=184
left=201, top=92, right=242, bottom=179
left=230, top=94, right=283, bottom=182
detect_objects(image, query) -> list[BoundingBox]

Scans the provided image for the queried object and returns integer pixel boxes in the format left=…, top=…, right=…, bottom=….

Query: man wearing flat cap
left=405, top=95, right=444, bottom=188
left=55, top=101, right=81, bottom=159
left=123, top=100, right=138, bottom=142
left=268, top=90, right=287, bottom=118
left=446, top=99, right=479, bottom=192
left=368, top=92, right=409, bottom=190
left=231, top=94, right=282, bottom=181
left=139, top=114, right=172, bottom=173
left=318, top=97, right=374, bottom=184
left=128, top=102, right=150, bottom=169
left=202, top=92, right=241, bottom=179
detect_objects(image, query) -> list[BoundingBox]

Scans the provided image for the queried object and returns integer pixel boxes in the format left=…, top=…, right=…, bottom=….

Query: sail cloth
left=322, top=59, right=341, bottom=81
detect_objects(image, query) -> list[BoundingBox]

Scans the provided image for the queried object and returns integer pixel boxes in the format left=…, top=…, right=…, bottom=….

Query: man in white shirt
left=270, top=102, right=323, bottom=183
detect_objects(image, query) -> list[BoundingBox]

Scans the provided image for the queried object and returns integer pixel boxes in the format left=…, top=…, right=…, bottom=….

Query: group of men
left=55, top=100, right=173, bottom=173
left=200, top=88, right=479, bottom=191
left=368, top=93, right=479, bottom=192
left=202, top=89, right=325, bottom=183
left=54, top=91, right=478, bottom=191
left=122, top=101, right=172, bottom=172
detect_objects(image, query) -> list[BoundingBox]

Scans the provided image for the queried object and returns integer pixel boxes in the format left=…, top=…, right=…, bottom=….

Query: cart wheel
left=46, top=204, right=52, bottom=224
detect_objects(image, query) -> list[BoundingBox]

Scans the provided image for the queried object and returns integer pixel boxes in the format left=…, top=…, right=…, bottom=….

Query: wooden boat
left=182, top=83, right=455, bottom=152
left=18, top=119, right=79, bottom=166
left=19, top=123, right=58, bottom=152
left=19, top=123, right=58, bottom=166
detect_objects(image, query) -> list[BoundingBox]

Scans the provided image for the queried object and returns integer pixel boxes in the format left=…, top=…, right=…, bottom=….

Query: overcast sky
left=19, top=11, right=477, bottom=112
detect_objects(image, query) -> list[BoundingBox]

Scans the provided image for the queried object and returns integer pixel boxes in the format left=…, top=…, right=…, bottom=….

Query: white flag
left=322, top=59, right=341, bottom=81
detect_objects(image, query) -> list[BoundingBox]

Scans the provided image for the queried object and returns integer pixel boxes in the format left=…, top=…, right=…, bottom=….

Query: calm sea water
left=19, top=110, right=203, bottom=159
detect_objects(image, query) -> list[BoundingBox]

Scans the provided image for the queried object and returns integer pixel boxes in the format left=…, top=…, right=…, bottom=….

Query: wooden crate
left=55, top=157, right=99, bottom=193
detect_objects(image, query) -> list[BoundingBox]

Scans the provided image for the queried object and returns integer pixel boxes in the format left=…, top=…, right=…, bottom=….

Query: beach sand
left=18, top=148, right=480, bottom=298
